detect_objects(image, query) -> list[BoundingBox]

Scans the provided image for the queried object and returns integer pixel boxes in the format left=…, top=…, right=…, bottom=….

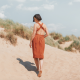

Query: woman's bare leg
left=38, top=58, right=43, bottom=77
left=39, top=58, right=43, bottom=71
left=34, top=58, right=39, bottom=70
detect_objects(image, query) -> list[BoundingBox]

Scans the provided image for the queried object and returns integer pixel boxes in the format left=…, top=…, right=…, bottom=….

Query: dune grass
left=0, top=18, right=80, bottom=51
left=0, top=18, right=32, bottom=45
left=45, top=36, right=63, bottom=49
left=69, top=34, right=79, bottom=41
left=78, top=37, right=80, bottom=41
left=0, top=32, right=5, bottom=38
left=0, top=19, right=32, bottom=40
left=45, top=36, right=56, bottom=47
left=65, top=40, right=80, bottom=52
left=49, top=32, right=63, bottom=40
left=5, top=32, right=17, bottom=45
left=0, top=31, right=17, bottom=45
left=58, top=36, right=72, bottom=44
left=0, top=18, right=61, bottom=47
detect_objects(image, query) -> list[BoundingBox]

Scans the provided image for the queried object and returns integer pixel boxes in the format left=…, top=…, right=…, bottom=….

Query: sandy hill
left=59, top=41, right=73, bottom=49
left=0, top=36, right=80, bottom=80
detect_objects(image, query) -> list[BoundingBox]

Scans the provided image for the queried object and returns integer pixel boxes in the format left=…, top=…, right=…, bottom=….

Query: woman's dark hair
left=33, top=14, right=42, bottom=22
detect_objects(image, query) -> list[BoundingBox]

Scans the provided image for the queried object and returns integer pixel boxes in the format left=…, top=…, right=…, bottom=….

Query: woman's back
left=32, top=22, right=45, bottom=59
left=36, top=22, right=47, bottom=35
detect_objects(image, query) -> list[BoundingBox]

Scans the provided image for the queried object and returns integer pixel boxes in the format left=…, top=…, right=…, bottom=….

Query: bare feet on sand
left=38, top=71, right=42, bottom=77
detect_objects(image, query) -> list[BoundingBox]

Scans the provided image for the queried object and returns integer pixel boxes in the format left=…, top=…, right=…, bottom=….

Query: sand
left=60, top=41, right=73, bottom=49
left=0, top=36, right=80, bottom=80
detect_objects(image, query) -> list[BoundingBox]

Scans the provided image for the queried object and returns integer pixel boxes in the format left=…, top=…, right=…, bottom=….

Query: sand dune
left=0, top=36, right=80, bottom=80
left=60, top=41, right=73, bottom=49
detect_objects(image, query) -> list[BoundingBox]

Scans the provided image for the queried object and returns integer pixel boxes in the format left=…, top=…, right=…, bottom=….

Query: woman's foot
left=38, top=71, right=42, bottom=77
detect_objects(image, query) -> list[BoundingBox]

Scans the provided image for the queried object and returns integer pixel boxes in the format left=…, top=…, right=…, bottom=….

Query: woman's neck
left=36, top=21, right=41, bottom=23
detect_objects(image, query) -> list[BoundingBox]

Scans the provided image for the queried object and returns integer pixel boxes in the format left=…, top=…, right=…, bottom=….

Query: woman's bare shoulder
left=34, top=23, right=47, bottom=29
left=43, top=23, right=47, bottom=29
left=34, top=23, right=38, bottom=26
left=33, top=23, right=39, bottom=28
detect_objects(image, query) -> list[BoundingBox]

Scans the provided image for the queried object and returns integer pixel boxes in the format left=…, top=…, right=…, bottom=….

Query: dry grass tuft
left=0, top=31, right=17, bottom=46
left=5, top=32, right=17, bottom=45
left=49, top=32, right=63, bottom=40
left=0, top=32, right=5, bottom=38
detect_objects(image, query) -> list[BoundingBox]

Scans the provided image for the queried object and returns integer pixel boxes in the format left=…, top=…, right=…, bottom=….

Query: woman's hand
left=29, top=41, right=32, bottom=48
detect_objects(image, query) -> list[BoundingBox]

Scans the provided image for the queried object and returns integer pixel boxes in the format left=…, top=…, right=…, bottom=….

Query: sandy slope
left=60, top=41, right=73, bottom=49
left=0, top=36, right=80, bottom=80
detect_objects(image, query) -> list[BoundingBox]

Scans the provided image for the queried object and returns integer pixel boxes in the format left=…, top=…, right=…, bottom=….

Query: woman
left=29, top=14, right=49, bottom=77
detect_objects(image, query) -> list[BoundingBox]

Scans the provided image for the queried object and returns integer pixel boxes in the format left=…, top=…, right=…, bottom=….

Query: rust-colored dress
left=32, top=22, right=45, bottom=59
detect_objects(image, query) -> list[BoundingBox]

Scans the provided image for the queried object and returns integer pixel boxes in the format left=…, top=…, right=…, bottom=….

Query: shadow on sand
left=17, top=58, right=39, bottom=75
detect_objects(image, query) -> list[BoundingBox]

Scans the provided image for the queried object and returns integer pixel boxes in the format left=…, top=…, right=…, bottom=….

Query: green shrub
left=72, top=40, right=80, bottom=50
left=65, top=46, right=72, bottom=51
left=58, top=38, right=65, bottom=44
left=64, top=36, right=72, bottom=41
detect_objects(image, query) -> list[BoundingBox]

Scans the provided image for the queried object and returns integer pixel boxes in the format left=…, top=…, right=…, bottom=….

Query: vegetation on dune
left=69, top=34, right=79, bottom=41
left=0, top=18, right=80, bottom=52
left=0, top=18, right=61, bottom=47
left=45, top=36, right=55, bottom=47
left=5, top=32, right=17, bottom=45
left=64, top=35, right=80, bottom=52
left=12, top=25, right=31, bottom=40
left=0, top=32, right=5, bottom=38
left=45, top=36, right=63, bottom=49
left=65, top=40, right=80, bottom=52
left=58, top=36, right=72, bottom=44
left=0, top=32, right=17, bottom=45
left=0, top=18, right=33, bottom=45
left=49, top=32, right=63, bottom=40
left=78, top=36, right=80, bottom=41
left=0, top=19, right=32, bottom=40
left=49, top=32, right=80, bottom=52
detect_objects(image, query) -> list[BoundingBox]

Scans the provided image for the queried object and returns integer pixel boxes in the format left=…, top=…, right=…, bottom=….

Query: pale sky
left=0, top=0, right=80, bottom=37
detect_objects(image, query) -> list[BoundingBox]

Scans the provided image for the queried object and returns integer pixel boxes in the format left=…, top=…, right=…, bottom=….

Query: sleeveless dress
left=32, top=22, right=45, bottom=59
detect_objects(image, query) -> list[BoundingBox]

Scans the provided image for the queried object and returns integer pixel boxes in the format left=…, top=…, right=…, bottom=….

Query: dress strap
left=37, top=22, right=45, bottom=31
left=38, top=22, right=43, bottom=27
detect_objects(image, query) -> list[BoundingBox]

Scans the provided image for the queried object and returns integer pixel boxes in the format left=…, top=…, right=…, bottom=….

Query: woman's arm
left=30, top=24, right=36, bottom=43
left=44, top=25, right=49, bottom=38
